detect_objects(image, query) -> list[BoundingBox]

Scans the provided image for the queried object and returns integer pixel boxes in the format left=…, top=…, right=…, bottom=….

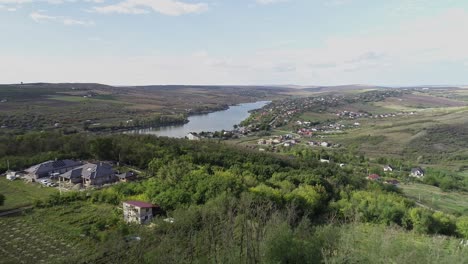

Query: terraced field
left=0, top=216, right=80, bottom=264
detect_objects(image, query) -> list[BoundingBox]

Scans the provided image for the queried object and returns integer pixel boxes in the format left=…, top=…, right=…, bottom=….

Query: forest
left=0, top=132, right=468, bottom=263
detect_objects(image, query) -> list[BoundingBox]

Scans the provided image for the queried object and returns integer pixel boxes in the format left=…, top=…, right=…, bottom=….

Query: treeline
left=85, top=114, right=188, bottom=132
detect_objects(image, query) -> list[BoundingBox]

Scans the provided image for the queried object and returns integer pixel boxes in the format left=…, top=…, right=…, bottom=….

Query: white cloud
left=256, top=0, right=289, bottom=5
left=30, top=11, right=94, bottom=25
left=324, top=0, right=351, bottom=6
left=0, top=0, right=66, bottom=4
left=30, top=11, right=57, bottom=22
left=92, top=0, right=208, bottom=16
left=62, top=17, right=94, bottom=25
left=0, top=4, right=18, bottom=10
left=0, top=0, right=32, bottom=3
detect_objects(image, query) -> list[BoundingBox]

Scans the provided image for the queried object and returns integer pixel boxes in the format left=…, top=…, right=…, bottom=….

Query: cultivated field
left=401, top=183, right=468, bottom=215
left=0, top=216, right=79, bottom=264
left=327, top=102, right=468, bottom=169
left=0, top=201, right=127, bottom=263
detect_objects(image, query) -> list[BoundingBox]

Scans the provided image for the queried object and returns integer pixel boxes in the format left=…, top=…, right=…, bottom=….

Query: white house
left=383, top=165, right=394, bottom=172
left=410, top=167, right=425, bottom=178
left=187, top=133, right=200, bottom=141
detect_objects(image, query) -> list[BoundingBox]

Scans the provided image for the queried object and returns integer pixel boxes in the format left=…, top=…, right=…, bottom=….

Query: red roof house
left=123, top=201, right=159, bottom=224
left=367, top=174, right=381, bottom=181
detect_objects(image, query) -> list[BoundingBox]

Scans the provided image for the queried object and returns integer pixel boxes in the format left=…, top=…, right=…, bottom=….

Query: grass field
left=48, top=95, right=127, bottom=105
left=0, top=177, right=57, bottom=212
left=326, top=104, right=468, bottom=166
left=299, top=112, right=338, bottom=122
left=400, top=183, right=468, bottom=215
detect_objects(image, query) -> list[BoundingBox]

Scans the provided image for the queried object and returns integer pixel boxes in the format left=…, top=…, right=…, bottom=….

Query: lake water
left=131, top=101, right=270, bottom=138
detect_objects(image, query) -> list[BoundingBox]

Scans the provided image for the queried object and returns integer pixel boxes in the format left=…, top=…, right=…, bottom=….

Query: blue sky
left=1, top=0, right=468, bottom=86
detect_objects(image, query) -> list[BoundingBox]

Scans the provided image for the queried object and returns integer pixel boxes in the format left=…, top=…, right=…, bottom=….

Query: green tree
left=456, top=216, right=468, bottom=239
left=431, top=212, right=456, bottom=236
left=90, top=137, right=115, bottom=160
left=0, top=193, right=5, bottom=206
left=285, top=184, right=328, bottom=215
left=408, top=208, right=434, bottom=234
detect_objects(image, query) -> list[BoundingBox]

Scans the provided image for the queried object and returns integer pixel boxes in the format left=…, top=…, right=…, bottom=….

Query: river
left=130, top=101, right=270, bottom=138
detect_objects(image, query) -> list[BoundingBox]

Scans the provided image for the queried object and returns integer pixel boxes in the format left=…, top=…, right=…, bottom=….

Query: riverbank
left=129, top=101, right=271, bottom=138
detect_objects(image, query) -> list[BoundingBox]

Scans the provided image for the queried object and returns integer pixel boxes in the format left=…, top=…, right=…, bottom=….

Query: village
left=185, top=89, right=416, bottom=147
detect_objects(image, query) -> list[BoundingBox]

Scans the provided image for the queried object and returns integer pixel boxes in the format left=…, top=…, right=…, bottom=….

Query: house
left=384, top=179, right=400, bottom=186
left=59, top=162, right=116, bottom=186
left=367, top=174, right=381, bottom=181
left=117, top=171, right=137, bottom=182
left=81, top=163, right=116, bottom=187
left=123, top=201, right=159, bottom=224
left=25, top=159, right=82, bottom=180
left=59, top=168, right=84, bottom=184
left=410, top=167, right=425, bottom=178
left=321, top=142, right=331, bottom=147
left=383, top=165, right=394, bottom=172
left=187, top=132, right=200, bottom=141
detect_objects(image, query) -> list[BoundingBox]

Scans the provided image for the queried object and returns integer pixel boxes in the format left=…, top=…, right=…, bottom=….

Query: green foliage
left=431, top=211, right=456, bottom=236
left=0, top=193, right=4, bottom=206
left=456, top=216, right=468, bottom=239
left=285, top=184, right=328, bottom=215
left=333, top=190, right=413, bottom=225
left=2, top=130, right=468, bottom=264
left=423, top=168, right=466, bottom=191
left=407, top=208, right=435, bottom=234
left=323, top=223, right=468, bottom=264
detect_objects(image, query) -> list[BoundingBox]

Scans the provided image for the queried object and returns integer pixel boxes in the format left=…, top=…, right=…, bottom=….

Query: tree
left=0, top=193, right=4, bottom=206
left=456, top=216, right=468, bottom=239
left=90, top=137, right=115, bottom=160
left=431, top=212, right=456, bottom=236
left=408, top=208, right=434, bottom=234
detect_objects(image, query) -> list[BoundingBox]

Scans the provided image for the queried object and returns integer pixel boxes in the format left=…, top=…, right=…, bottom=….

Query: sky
left=1, top=0, right=468, bottom=86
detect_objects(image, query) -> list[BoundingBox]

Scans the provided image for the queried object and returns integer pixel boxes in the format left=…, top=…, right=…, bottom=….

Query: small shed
left=117, top=171, right=137, bottom=182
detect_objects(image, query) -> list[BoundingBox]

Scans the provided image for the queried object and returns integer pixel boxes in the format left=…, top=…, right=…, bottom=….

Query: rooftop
left=124, top=200, right=157, bottom=208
